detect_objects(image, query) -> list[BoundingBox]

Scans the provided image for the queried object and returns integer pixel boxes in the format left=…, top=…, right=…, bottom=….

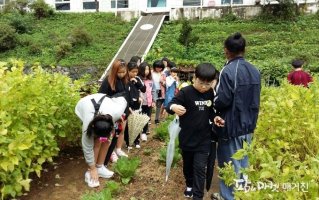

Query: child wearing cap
left=75, top=93, right=127, bottom=188
left=287, top=59, right=313, bottom=87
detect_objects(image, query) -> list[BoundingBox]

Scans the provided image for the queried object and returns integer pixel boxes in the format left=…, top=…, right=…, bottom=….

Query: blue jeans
left=217, top=133, right=253, bottom=200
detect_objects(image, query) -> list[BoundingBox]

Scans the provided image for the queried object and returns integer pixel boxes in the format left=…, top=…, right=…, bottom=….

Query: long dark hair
left=86, top=114, right=113, bottom=138
left=138, top=62, right=152, bottom=80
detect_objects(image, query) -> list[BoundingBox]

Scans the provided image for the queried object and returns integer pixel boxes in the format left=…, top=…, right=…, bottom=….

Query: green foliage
left=0, top=22, right=17, bottom=51
left=69, top=26, right=93, bottom=46
left=105, top=180, right=121, bottom=196
left=55, top=41, right=72, bottom=62
left=2, top=0, right=29, bottom=15
left=146, top=15, right=319, bottom=81
left=0, top=13, right=135, bottom=70
left=0, top=60, right=82, bottom=199
left=81, top=189, right=112, bottom=200
left=153, top=120, right=170, bottom=141
left=113, top=157, right=140, bottom=185
left=5, top=13, right=33, bottom=34
left=220, top=81, right=319, bottom=199
left=178, top=19, right=199, bottom=57
left=29, top=0, right=54, bottom=19
left=259, top=0, right=298, bottom=21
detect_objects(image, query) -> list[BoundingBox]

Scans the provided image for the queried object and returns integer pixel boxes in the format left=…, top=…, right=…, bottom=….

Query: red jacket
left=287, top=70, right=313, bottom=87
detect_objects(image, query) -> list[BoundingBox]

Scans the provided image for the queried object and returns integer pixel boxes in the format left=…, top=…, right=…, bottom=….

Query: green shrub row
left=220, top=81, right=319, bottom=199
left=0, top=60, right=82, bottom=199
left=146, top=15, right=319, bottom=84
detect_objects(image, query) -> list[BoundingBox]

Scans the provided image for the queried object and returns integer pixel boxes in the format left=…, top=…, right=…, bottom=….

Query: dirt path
left=19, top=124, right=219, bottom=200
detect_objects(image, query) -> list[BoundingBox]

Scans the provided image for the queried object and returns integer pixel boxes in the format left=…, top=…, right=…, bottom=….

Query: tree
left=178, top=19, right=199, bottom=58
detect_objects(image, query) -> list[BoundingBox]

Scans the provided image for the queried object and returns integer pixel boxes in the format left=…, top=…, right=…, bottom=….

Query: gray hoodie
left=75, top=93, right=127, bottom=166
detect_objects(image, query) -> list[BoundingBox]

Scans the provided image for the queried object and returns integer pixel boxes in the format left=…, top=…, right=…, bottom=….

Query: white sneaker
left=141, top=133, right=147, bottom=141
left=84, top=171, right=100, bottom=188
left=97, top=165, right=114, bottom=178
left=135, top=144, right=141, bottom=149
left=115, top=148, right=128, bottom=157
left=110, top=151, right=118, bottom=163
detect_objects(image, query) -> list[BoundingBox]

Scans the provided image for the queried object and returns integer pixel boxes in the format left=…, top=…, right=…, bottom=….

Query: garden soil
left=18, top=123, right=219, bottom=200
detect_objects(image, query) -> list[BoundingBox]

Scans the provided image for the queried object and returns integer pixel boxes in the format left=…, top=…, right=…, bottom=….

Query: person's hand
left=139, top=97, right=143, bottom=104
left=151, top=102, right=155, bottom=107
left=89, top=166, right=99, bottom=182
left=171, top=104, right=186, bottom=116
left=214, top=116, right=225, bottom=127
left=130, top=77, right=137, bottom=83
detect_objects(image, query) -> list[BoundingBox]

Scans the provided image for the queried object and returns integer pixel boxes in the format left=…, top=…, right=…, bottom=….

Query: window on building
left=0, top=0, right=4, bottom=5
left=221, top=0, right=243, bottom=4
left=183, top=0, right=201, bottom=6
left=55, top=0, right=70, bottom=10
left=111, top=0, right=128, bottom=8
left=83, top=1, right=98, bottom=9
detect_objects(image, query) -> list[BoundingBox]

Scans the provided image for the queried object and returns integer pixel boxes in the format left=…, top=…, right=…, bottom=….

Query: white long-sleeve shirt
left=75, top=93, right=127, bottom=166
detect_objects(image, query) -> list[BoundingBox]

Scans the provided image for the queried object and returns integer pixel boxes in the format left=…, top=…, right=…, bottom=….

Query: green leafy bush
left=55, top=41, right=72, bottom=61
left=0, top=23, right=17, bottom=51
left=69, top=26, right=93, bottom=46
left=0, top=60, right=81, bottom=199
left=220, top=81, right=319, bottom=199
left=28, top=42, right=42, bottom=55
left=2, top=0, right=29, bottom=15
left=6, top=13, right=33, bottom=34
left=154, top=120, right=170, bottom=142
left=29, top=0, right=54, bottom=19
left=114, top=157, right=140, bottom=184
left=259, top=0, right=298, bottom=21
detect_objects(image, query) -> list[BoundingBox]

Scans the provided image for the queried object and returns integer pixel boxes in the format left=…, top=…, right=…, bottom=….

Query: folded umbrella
left=206, top=140, right=217, bottom=191
left=127, top=110, right=150, bottom=146
left=165, top=116, right=181, bottom=182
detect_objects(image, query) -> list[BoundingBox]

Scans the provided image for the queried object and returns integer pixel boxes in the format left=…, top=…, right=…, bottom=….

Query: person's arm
left=166, top=88, right=186, bottom=116
left=98, top=78, right=109, bottom=94
left=135, top=76, right=146, bottom=93
left=214, top=70, right=234, bottom=110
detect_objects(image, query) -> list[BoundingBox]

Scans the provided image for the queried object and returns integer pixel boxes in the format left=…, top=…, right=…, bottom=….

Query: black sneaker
left=184, top=188, right=193, bottom=198
left=155, top=120, right=160, bottom=125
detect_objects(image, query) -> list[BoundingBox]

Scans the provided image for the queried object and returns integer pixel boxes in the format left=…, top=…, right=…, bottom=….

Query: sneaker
left=110, top=151, right=118, bottom=163
left=155, top=120, right=160, bottom=125
left=84, top=171, right=100, bottom=188
left=97, top=165, right=114, bottom=178
left=135, top=144, right=141, bottom=149
left=115, top=148, right=128, bottom=157
left=141, top=133, right=147, bottom=141
left=184, top=188, right=193, bottom=198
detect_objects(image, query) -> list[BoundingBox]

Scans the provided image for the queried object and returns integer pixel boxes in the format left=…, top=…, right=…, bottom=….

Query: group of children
left=76, top=31, right=312, bottom=200
left=76, top=55, right=184, bottom=188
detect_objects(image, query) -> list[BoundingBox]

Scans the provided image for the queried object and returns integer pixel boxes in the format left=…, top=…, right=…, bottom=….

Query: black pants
left=182, top=150, right=209, bottom=200
left=142, top=105, right=152, bottom=134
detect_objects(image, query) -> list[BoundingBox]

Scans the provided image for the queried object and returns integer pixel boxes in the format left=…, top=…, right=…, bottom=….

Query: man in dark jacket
left=213, top=32, right=261, bottom=200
